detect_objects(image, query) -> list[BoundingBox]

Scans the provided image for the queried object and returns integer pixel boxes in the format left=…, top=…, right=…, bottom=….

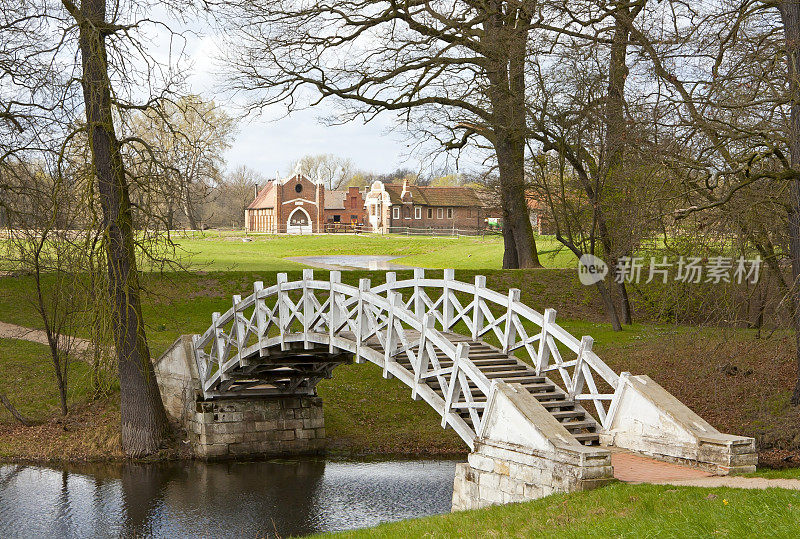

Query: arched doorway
left=287, top=207, right=312, bottom=234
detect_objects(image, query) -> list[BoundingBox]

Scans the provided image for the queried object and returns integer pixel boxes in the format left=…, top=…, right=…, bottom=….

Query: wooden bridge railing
left=193, top=269, right=622, bottom=447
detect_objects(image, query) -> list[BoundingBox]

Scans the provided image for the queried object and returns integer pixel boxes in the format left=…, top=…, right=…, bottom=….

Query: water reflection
left=0, top=459, right=456, bottom=538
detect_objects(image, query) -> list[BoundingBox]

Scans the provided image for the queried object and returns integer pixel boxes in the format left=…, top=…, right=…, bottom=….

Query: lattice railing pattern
left=194, top=269, right=623, bottom=447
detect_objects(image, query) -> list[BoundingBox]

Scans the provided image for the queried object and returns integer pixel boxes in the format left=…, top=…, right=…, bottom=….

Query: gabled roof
left=382, top=184, right=483, bottom=207
left=247, top=181, right=275, bottom=210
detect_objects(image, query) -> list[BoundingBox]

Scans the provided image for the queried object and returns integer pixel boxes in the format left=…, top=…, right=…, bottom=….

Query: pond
left=0, top=458, right=458, bottom=538
left=286, top=255, right=417, bottom=271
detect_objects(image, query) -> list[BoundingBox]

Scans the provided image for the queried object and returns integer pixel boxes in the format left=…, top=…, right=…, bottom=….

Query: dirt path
left=0, top=321, right=91, bottom=353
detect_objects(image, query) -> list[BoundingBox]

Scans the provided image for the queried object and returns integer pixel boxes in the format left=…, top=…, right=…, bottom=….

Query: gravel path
left=0, top=321, right=91, bottom=352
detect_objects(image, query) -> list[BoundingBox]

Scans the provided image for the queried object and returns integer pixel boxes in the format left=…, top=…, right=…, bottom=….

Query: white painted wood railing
left=193, top=269, right=621, bottom=448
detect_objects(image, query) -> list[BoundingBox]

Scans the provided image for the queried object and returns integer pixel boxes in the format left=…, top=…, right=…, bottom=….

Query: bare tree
left=615, top=0, right=800, bottom=403
left=291, top=154, right=355, bottom=190
left=0, top=0, right=201, bottom=454
left=208, top=164, right=264, bottom=228
left=3, top=161, right=87, bottom=417
left=128, top=95, right=236, bottom=230
left=212, top=0, right=546, bottom=267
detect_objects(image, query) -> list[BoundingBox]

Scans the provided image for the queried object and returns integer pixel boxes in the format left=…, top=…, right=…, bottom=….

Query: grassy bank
left=0, top=231, right=798, bottom=464
left=317, top=482, right=800, bottom=538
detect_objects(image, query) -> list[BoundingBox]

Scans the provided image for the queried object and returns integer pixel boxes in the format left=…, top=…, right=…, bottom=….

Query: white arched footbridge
left=192, top=269, right=633, bottom=449
left=179, top=268, right=756, bottom=507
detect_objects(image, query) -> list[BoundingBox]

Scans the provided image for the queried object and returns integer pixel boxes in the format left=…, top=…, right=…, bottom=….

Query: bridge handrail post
left=277, top=273, right=288, bottom=351
left=502, top=288, right=520, bottom=354
left=412, top=312, right=435, bottom=401
left=192, top=334, right=207, bottom=388
left=535, top=308, right=557, bottom=375
left=212, top=311, right=224, bottom=371
left=442, top=342, right=470, bottom=428
left=382, top=291, right=402, bottom=379
left=302, top=269, right=314, bottom=349
left=355, top=278, right=371, bottom=363
left=442, top=269, right=455, bottom=331
left=328, top=270, right=341, bottom=353
left=253, top=281, right=265, bottom=348
left=385, top=271, right=396, bottom=294
left=472, top=275, right=486, bottom=341
left=413, top=268, right=425, bottom=320
left=232, top=294, right=244, bottom=361
left=568, top=336, right=593, bottom=399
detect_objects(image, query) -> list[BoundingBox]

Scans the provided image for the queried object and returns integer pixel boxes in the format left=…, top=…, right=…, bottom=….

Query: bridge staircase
left=374, top=333, right=601, bottom=446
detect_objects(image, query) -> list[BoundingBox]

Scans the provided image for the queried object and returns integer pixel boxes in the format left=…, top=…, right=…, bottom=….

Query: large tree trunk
left=496, top=131, right=541, bottom=269
left=780, top=1, right=800, bottom=405
left=604, top=5, right=637, bottom=325
left=76, top=0, right=169, bottom=454
left=486, top=8, right=541, bottom=269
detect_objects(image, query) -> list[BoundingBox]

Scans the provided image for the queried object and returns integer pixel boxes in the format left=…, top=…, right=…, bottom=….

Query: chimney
left=401, top=177, right=412, bottom=202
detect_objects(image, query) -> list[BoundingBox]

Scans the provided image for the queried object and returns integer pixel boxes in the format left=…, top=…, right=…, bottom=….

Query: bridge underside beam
left=212, top=346, right=352, bottom=398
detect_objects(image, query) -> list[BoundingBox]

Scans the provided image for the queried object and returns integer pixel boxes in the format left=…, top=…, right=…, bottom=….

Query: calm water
left=288, top=255, right=416, bottom=271
left=0, top=459, right=457, bottom=538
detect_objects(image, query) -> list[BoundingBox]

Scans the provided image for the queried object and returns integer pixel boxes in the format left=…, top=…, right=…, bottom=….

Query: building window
left=414, top=206, right=421, bottom=219
left=447, top=208, right=454, bottom=219
left=333, top=215, right=341, bottom=222
left=427, top=208, right=433, bottom=219
left=437, top=208, right=444, bottom=219
left=295, top=183, right=303, bottom=193
left=393, top=206, right=400, bottom=219
left=371, top=205, right=377, bottom=216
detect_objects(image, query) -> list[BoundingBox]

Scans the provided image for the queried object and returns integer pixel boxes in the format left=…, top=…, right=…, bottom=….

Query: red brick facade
left=322, top=186, right=367, bottom=231
left=245, top=173, right=325, bottom=233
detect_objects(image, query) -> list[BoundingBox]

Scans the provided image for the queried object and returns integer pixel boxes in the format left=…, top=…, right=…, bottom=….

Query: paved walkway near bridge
left=612, top=451, right=800, bottom=490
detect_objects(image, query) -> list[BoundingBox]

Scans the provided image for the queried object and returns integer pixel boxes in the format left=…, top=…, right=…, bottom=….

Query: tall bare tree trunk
left=487, top=6, right=541, bottom=269
left=603, top=4, right=640, bottom=325
left=780, top=1, right=800, bottom=405
left=75, top=0, right=168, bottom=454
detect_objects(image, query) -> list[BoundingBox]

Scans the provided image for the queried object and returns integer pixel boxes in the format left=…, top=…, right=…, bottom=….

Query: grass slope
left=319, top=483, right=800, bottom=538
left=0, top=338, right=95, bottom=423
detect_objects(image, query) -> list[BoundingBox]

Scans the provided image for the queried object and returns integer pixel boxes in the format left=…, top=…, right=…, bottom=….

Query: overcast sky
left=182, top=27, right=427, bottom=180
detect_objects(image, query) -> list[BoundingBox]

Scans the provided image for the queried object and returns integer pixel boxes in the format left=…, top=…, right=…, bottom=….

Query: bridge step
left=573, top=433, right=600, bottom=445
left=560, top=420, right=597, bottom=431
left=550, top=410, right=584, bottom=419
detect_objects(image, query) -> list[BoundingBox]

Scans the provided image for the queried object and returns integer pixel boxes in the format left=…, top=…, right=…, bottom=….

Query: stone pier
left=153, top=335, right=326, bottom=459
left=452, top=382, right=614, bottom=511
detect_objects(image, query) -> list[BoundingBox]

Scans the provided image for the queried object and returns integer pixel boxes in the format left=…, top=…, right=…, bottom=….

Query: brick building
left=322, top=186, right=367, bottom=231
left=245, top=173, right=324, bottom=234
left=363, top=179, right=484, bottom=233
left=245, top=173, right=368, bottom=234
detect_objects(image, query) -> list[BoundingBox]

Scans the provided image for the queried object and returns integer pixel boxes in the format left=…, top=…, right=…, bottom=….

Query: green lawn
left=0, top=338, right=96, bottom=423
left=745, top=467, right=800, bottom=479
left=1, top=234, right=798, bottom=463
left=159, top=232, right=574, bottom=272
left=318, top=483, right=800, bottom=538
